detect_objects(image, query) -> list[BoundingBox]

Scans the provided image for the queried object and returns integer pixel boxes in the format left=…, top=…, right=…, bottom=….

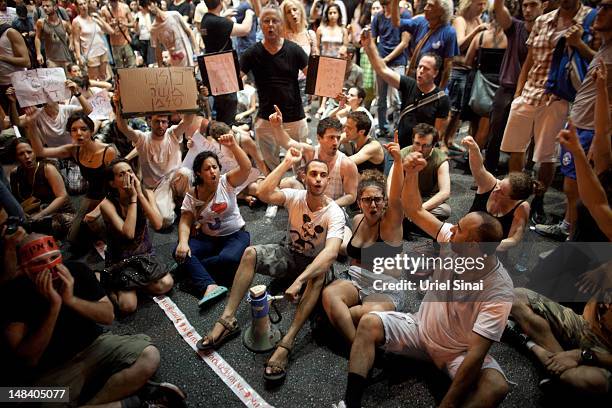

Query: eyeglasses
left=360, top=196, right=384, bottom=205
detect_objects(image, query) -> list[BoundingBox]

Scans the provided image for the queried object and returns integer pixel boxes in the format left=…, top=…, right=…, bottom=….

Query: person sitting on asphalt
left=1, top=233, right=187, bottom=407
left=271, top=107, right=359, bottom=208
left=388, top=123, right=450, bottom=238
left=509, top=278, right=612, bottom=395
left=175, top=134, right=252, bottom=307
left=462, top=135, right=536, bottom=251
left=114, top=90, right=196, bottom=228
left=322, top=150, right=404, bottom=344
left=99, top=158, right=175, bottom=315
left=9, top=138, right=75, bottom=239
left=336, top=151, right=513, bottom=408
left=340, top=110, right=385, bottom=174
left=196, top=147, right=346, bottom=388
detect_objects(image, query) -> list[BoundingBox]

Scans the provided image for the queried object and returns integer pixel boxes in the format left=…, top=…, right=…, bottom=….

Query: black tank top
left=354, top=138, right=385, bottom=174
left=346, top=217, right=402, bottom=263
left=76, top=145, right=111, bottom=200
left=469, top=182, right=524, bottom=238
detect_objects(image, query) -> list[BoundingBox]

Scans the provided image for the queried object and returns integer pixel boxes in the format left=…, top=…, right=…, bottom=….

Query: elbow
left=440, top=190, right=450, bottom=202
left=151, top=218, right=163, bottom=231
left=101, top=309, right=115, bottom=325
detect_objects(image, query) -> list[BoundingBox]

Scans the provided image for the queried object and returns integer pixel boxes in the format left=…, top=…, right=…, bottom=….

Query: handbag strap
left=398, top=90, right=446, bottom=123
left=407, top=28, right=436, bottom=77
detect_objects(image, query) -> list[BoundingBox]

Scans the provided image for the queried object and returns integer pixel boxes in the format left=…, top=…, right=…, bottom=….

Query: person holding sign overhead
left=239, top=3, right=309, bottom=173
left=200, top=0, right=260, bottom=125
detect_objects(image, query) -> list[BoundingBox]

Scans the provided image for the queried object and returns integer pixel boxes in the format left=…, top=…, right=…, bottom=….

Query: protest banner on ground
left=117, top=67, right=199, bottom=118
left=198, top=50, right=243, bottom=96
left=305, top=55, right=347, bottom=98
left=10, top=68, right=71, bottom=107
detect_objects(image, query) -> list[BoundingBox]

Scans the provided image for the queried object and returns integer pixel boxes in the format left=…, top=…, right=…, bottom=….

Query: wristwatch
left=73, top=92, right=82, bottom=98
left=581, top=348, right=596, bottom=365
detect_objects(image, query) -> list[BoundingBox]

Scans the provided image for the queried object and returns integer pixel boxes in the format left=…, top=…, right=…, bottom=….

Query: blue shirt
left=371, top=10, right=411, bottom=66
left=234, top=1, right=258, bottom=57
left=400, top=16, right=459, bottom=63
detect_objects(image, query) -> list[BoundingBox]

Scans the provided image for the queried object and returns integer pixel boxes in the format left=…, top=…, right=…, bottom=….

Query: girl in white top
left=72, top=0, right=114, bottom=81
left=175, top=134, right=253, bottom=307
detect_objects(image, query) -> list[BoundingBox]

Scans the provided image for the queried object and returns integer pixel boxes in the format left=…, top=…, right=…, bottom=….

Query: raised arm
left=113, top=92, right=143, bottom=143
left=361, top=28, right=401, bottom=89
left=591, top=60, right=611, bottom=175
left=258, top=148, right=303, bottom=206
left=66, top=80, right=93, bottom=115
left=384, top=142, right=404, bottom=225
left=493, top=0, right=513, bottom=31
left=401, top=152, right=444, bottom=238
left=269, top=104, right=312, bottom=151
left=219, top=134, right=252, bottom=188
left=462, top=136, right=497, bottom=191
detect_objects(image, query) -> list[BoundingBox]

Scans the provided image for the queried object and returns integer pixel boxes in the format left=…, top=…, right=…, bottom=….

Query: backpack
left=545, top=8, right=597, bottom=102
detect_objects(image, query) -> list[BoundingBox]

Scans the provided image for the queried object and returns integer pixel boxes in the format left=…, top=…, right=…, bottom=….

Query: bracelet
left=129, top=201, right=137, bottom=204
left=73, top=92, right=81, bottom=97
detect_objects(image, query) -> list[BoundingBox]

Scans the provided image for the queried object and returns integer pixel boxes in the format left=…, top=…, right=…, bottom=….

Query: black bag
left=100, top=255, right=171, bottom=291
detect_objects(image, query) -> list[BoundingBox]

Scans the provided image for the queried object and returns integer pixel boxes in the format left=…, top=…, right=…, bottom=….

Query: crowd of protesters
left=0, top=0, right=610, bottom=406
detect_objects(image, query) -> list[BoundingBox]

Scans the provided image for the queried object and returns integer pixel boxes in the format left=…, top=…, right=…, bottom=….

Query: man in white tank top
left=270, top=105, right=359, bottom=208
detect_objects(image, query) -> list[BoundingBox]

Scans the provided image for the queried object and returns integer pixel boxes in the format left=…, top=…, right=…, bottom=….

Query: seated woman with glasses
left=321, top=144, right=404, bottom=344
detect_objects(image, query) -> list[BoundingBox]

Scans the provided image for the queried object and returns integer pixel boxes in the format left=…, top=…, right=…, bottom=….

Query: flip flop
left=198, top=286, right=228, bottom=307
left=196, top=316, right=240, bottom=351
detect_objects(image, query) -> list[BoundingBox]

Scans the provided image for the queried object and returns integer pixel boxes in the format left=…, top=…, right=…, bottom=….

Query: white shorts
left=500, top=96, right=569, bottom=163
left=370, top=311, right=509, bottom=381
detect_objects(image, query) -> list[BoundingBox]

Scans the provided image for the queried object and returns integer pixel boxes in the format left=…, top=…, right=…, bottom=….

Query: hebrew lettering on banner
left=10, top=68, right=71, bottom=107
left=117, top=67, right=199, bottom=118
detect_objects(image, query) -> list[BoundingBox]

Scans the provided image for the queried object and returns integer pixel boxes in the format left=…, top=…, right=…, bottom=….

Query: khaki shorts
left=522, top=288, right=611, bottom=353
left=35, top=333, right=152, bottom=406
left=500, top=96, right=569, bottom=163
left=253, top=244, right=314, bottom=279
left=86, top=52, right=109, bottom=68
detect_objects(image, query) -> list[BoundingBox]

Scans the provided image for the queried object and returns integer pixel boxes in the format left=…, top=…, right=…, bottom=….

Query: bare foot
left=203, top=284, right=219, bottom=296
left=265, top=344, right=290, bottom=375
left=200, top=315, right=236, bottom=347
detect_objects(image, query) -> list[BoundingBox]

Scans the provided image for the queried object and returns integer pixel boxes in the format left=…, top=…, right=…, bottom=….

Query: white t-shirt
left=35, top=104, right=81, bottom=147
left=181, top=174, right=245, bottom=236
left=133, top=125, right=183, bottom=188
left=283, top=189, right=346, bottom=258
left=150, top=10, right=194, bottom=67
left=0, top=8, right=16, bottom=25
left=417, top=222, right=514, bottom=367
left=136, top=11, right=153, bottom=41
left=193, top=2, right=208, bottom=24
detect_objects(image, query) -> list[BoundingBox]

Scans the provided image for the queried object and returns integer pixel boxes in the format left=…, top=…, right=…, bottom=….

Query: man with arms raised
left=195, top=148, right=345, bottom=386
left=270, top=106, right=359, bottom=208
left=336, top=151, right=513, bottom=408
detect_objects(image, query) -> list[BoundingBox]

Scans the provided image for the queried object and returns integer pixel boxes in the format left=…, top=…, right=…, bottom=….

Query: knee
left=137, top=345, right=160, bottom=378
left=356, top=313, right=383, bottom=342
left=560, top=368, right=610, bottom=394
left=511, top=288, right=532, bottom=318
left=118, top=293, right=138, bottom=315
left=147, top=274, right=174, bottom=295
left=239, top=246, right=257, bottom=267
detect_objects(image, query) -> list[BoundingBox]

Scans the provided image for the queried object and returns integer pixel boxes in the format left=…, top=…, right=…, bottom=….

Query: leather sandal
left=196, top=316, right=240, bottom=351
left=263, top=339, right=293, bottom=386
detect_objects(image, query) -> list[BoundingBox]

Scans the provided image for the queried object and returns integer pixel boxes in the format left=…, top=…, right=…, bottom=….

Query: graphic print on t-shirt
left=206, top=201, right=228, bottom=230
left=289, top=214, right=325, bottom=254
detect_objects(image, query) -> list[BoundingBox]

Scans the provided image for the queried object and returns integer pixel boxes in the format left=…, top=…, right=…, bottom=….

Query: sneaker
left=265, top=205, right=278, bottom=220
left=535, top=222, right=569, bottom=241
left=139, top=381, right=186, bottom=408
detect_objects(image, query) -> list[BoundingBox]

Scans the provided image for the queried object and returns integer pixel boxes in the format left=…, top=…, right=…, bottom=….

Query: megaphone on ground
left=242, top=285, right=283, bottom=353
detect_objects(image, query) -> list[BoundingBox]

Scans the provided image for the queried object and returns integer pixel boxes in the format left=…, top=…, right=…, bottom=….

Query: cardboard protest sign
left=305, top=55, right=347, bottom=98
left=198, top=50, right=243, bottom=96
left=117, top=67, right=199, bottom=118
left=10, top=68, right=71, bottom=107
left=88, top=91, right=113, bottom=121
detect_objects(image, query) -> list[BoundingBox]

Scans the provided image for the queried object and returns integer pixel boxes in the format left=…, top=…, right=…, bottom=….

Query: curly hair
left=357, top=169, right=387, bottom=201
left=507, top=172, right=541, bottom=200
